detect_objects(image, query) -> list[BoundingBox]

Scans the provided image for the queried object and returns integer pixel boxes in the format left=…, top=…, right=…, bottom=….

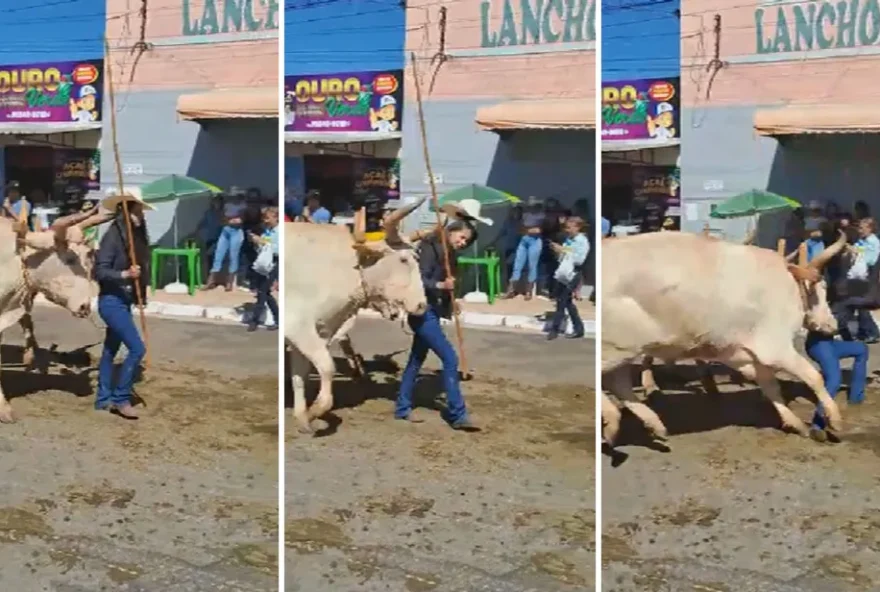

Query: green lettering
left=859, top=0, right=880, bottom=44
left=325, top=93, right=370, bottom=117
left=480, top=1, right=497, bottom=47
left=755, top=8, right=774, bottom=53
left=542, top=0, right=564, bottom=43
left=200, top=0, right=219, bottom=34
left=772, top=7, right=793, bottom=52
left=793, top=4, right=816, bottom=50
left=602, top=102, right=647, bottom=126
left=816, top=2, right=836, bottom=48
left=521, top=0, right=543, bottom=44
left=263, top=0, right=279, bottom=29
left=499, top=0, right=519, bottom=46
left=836, top=0, right=858, bottom=47
left=182, top=0, right=200, bottom=35
left=25, top=86, right=70, bottom=108
left=562, top=0, right=588, bottom=42
left=244, top=0, right=262, bottom=31
left=223, top=0, right=242, bottom=32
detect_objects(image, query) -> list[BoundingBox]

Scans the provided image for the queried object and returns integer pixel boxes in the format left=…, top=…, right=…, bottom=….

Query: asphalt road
left=603, top=350, right=880, bottom=592
left=285, top=319, right=595, bottom=591
left=0, top=307, right=278, bottom=591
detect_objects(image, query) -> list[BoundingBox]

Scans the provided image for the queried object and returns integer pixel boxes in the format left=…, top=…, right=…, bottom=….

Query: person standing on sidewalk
left=547, top=216, right=589, bottom=340
left=395, top=212, right=486, bottom=431
left=94, top=189, right=153, bottom=419
left=502, top=196, right=544, bottom=300
left=247, top=206, right=279, bottom=332
left=204, top=188, right=246, bottom=291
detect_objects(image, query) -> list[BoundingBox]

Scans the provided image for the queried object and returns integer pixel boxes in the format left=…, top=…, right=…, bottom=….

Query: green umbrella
left=430, top=183, right=520, bottom=210
left=140, top=174, right=221, bottom=203
left=709, top=189, right=800, bottom=219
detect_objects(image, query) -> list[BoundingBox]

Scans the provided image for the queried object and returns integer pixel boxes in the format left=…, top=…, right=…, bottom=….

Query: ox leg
left=771, top=349, right=843, bottom=433
left=289, top=346, right=313, bottom=434
left=695, top=360, right=720, bottom=395
left=734, top=362, right=810, bottom=437
left=641, top=355, right=659, bottom=395
left=18, top=313, right=38, bottom=370
left=339, top=336, right=365, bottom=379
left=604, top=364, right=668, bottom=440
left=602, top=393, right=623, bottom=445
left=295, top=326, right=337, bottom=424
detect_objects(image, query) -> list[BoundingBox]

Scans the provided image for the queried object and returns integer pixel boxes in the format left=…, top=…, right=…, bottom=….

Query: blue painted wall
left=285, top=0, right=405, bottom=75
left=602, top=0, right=679, bottom=81
left=0, top=0, right=104, bottom=64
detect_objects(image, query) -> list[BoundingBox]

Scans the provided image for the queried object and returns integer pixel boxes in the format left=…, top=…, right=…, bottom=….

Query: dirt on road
left=603, top=360, right=880, bottom=592
left=0, top=309, right=278, bottom=591
left=286, top=321, right=595, bottom=591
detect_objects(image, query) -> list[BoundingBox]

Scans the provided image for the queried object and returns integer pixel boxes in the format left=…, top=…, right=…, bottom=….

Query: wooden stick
left=104, top=36, right=150, bottom=369
left=410, top=52, right=471, bottom=377
left=777, top=238, right=786, bottom=257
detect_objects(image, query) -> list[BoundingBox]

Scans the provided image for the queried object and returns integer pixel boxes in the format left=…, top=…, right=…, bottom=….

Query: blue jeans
left=96, top=294, right=146, bottom=409
left=550, top=279, right=584, bottom=336
left=252, top=261, right=278, bottom=327
left=211, top=225, right=244, bottom=274
left=395, top=307, right=469, bottom=425
left=510, top=235, right=542, bottom=284
left=806, top=335, right=868, bottom=429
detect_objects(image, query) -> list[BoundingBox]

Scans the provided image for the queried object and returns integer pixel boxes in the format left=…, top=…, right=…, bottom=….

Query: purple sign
left=284, top=70, right=404, bottom=134
left=601, top=77, right=679, bottom=141
left=0, top=59, right=103, bottom=124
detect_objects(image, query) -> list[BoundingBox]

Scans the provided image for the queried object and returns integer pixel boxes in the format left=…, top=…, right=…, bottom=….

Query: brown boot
left=202, top=273, right=219, bottom=290
left=524, top=282, right=534, bottom=301
left=501, top=281, right=520, bottom=299
left=225, top=276, right=235, bottom=292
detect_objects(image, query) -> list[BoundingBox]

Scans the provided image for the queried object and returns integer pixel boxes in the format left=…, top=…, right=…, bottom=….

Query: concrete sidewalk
left=33, top=289, right=597, bottom=336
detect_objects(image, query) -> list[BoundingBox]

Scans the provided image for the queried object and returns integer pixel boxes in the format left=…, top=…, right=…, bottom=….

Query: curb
left=32, top=295, right=595, bottom=337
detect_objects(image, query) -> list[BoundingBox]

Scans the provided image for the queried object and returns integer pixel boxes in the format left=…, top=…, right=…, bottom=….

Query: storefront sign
left=182, top=0, right=279, bottom=36
left=353, top=158, right=400, bottom=232
left=480, top=0, right=595, bottom=47
left=602, top=77, right=679, bottom=141
left=284, top=70, right=404, bottom=134
left=755, top=0, right=880, bottom=54
left=0, top=60, right=103, bottom=124
left=54, top=149, right=100, bottom=195
left=631, top=166, right=680, bottom=232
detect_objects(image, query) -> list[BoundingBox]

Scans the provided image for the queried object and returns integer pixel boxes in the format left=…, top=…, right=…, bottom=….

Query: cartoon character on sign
left=647, top=101, right=676, bottom=140
left=69, top=85, right=98, bottom=122
left=369, top=95, right=398, bottom=133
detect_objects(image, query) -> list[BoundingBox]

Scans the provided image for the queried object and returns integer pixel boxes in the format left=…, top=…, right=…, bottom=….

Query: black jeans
left=550, top=279, right=584, bottom=335
left=252, top=260, right=278, bottom=327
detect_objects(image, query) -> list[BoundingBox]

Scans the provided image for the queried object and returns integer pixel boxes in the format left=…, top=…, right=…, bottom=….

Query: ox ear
left=787, top=264, right=820, bottom=284
left=352, top=243, right=385, bottom=267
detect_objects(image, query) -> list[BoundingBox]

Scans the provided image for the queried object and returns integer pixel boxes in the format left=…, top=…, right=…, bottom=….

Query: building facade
left=680, top=0, right=880, bottom=242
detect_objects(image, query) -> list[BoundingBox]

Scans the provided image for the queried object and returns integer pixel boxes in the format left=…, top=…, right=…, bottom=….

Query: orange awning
left=475, top=99, right=594, bottom=131
left=754, top=105, right=880, bottom=136
left=177, top=87, right=277, bottom=121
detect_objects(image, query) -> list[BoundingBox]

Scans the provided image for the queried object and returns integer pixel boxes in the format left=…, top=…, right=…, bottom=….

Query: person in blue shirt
left=547, top=217, right=589, bottom=340
left=601, top=216, right=611, bottom=238
left=303, top=191, right=331, bottom=224
left=247, top=207, right=279, bottom=332
left=2, top=181, right=31, bottom=229
left=837, top=217, right=880, bottom=342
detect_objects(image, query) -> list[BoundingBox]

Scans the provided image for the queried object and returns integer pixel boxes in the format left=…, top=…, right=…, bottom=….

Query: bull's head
left=785, top=231, right=847, bottom=334
left=351, top=197, right=429, bottom=319
left=16, top=207, right=110, bottom=318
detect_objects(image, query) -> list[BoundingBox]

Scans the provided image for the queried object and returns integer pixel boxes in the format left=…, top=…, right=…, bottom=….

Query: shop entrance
left=5, top=146, right=54, bottom=204
left=4, top=145, right=100, bottom=211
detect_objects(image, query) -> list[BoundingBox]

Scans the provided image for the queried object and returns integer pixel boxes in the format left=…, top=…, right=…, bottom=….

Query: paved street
left=0, top=308, right=277, bottom=591
left=286, top=319, right=595, bottom=591
left=603, top=350, right=880, bottom=592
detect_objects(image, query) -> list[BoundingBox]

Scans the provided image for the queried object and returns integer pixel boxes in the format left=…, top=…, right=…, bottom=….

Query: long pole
left=104, top=37, right=150, bottom=369
left=410, top=52, right=472, bottom=379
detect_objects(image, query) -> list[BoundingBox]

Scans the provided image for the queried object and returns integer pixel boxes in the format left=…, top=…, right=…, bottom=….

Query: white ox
left=602, top=230, right=847, bottom=445
left=286, top=198, right=429, bottom=434
left=0, top=209, right=108, bottom=422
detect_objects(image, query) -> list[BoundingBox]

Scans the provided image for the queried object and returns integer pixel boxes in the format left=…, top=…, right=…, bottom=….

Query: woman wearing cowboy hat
left=394, top=199, right=491, bottom=430
left=93, top=188, right=154, bottom=419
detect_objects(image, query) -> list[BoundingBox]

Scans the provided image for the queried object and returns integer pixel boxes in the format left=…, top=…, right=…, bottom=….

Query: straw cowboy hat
left=101, top=186, right=155, bottom=212
left=440, top=198, right=493, bottom=227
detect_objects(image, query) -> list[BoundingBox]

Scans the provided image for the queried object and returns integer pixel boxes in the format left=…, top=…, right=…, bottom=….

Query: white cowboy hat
left=441, top=198, right=493, bottom=226
left=101, top=186, right=155, bottom=211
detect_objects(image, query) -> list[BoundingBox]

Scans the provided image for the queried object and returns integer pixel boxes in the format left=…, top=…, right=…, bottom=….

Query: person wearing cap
left=369, top=95, right=398, bottom=133
left=204, top=187, right=247, bottom=291
left=302, top=190, right=331, bottom=224
left=803, top=200, right=827, bottom=263
left=69, top=84, right=98, bottom=122
left=395, top=200, right=491, bottom=431
left=2, top=180, right=31, bottom=230
left=94, top=189, right=154, bottom=419
left=648, top=102, right=676, bottom=140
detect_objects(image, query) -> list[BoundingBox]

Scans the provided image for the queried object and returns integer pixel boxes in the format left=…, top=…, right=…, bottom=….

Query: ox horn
left=76, top=208, right=115, bottom=231
left=383, top=195, right=429, bottom=244
left=352, top=207, right=366, bottom=244
left=808, top=230, right=847, bottom=269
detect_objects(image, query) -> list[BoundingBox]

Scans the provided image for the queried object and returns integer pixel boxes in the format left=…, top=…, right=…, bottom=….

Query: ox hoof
left=296, top=421, right=314, bottom=435
left=310, top=418, right=329, bottom=432
left=0, top=406, right=16, bottom=424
